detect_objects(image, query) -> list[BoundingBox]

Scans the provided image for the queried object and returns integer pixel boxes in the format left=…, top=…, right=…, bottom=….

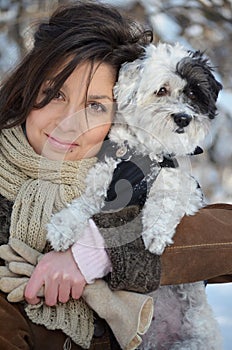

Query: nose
left=172, top=113, right=192, bottom=128
left=57, top=106, right=85, bottom=133
left=58, top=113, right=78, bottom=131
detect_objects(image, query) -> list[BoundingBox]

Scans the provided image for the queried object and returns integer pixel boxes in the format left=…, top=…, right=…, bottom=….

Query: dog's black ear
left=114, top=58, right=144, bottom=109
left=189, top=49, right=204, bottom=59
left=203, top=63, right=223, bottom=102
left=210, top=75, right=223, bottom=101
left=191, top=50, right=223, bottom=101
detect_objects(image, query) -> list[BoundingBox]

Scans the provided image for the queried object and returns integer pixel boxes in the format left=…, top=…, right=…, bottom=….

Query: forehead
left=47, top=61, right=116, bottom=92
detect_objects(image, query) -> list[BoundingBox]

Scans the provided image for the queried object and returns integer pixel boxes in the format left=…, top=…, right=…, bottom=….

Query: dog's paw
left=47, top=222, right=76, bottom=251
left=46, top=206, right=87, bottom=251
left=143, top=231, right=173, bottom=255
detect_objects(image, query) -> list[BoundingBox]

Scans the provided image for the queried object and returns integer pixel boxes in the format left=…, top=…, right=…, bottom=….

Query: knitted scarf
left=0, top=126, right=97, bottom=348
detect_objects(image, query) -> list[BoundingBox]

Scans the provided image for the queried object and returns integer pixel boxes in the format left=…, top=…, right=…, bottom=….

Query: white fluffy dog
left=47, top=43, right=223, bottom=349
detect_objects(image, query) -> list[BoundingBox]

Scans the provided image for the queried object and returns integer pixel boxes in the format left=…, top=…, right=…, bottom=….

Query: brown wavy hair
left=0, top=0, right=152, bottom=129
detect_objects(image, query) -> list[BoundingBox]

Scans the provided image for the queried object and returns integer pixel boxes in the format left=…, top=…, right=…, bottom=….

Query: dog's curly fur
left=47, top=43, right=223, bottom=349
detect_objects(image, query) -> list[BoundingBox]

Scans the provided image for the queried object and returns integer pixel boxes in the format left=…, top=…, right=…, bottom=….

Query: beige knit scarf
left=0, top=126, right=97, bottom=348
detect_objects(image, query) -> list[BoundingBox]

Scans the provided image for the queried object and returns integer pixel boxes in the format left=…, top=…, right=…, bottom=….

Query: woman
left=0, top=1, right=231, bottom=349
left=0, top=2, right=155, bottom=349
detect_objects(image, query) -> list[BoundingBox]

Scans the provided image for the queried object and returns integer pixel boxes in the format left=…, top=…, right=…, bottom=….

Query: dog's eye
left=156, top=87, right=168, bottom=96
left=187, top=90, right=196, bottom=100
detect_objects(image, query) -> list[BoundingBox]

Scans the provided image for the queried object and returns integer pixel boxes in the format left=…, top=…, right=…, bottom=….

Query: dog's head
left=113, top=43, right=222, bottom=158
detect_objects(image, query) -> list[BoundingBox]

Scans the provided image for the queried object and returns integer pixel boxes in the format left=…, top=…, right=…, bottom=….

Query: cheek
left=26, top=111, right=38, bottom=141
left=25, top=110, right=47, bottom=154
left=26, top=110, right=43, bottom=132
left=83, top=125, right=111, bottom=155
left=95, top=124, right=111, bottom=140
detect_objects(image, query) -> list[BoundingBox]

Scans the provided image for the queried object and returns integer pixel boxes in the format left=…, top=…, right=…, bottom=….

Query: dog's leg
left=47, top=157, right=118, bottom=251
left=142, top=168, right=203, bottom=255
left=140, top=283, right=222, bottom=350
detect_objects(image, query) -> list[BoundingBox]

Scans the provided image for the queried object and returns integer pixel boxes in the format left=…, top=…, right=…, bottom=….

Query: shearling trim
left=93, top=205, right=161, bottom=293
left=93, top=205, right=141, bottom=228
left=93, top=205, right=142, bottom=248
left=106, top=233, right=161, bottom=294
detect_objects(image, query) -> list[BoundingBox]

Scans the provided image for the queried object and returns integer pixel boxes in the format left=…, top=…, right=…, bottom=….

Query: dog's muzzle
left=172, top=113, right=192, bottom=133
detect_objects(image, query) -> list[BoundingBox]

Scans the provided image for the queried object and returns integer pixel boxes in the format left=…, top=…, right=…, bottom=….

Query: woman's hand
left=24, top=249, right=86, bottom=306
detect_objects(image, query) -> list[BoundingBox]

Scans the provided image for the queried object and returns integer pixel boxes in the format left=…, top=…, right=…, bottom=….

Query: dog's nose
left=172, top=113, right=192, bottom=128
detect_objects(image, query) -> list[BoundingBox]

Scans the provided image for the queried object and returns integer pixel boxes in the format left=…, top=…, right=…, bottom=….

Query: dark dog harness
left=97, top=139, right=203, bottom=212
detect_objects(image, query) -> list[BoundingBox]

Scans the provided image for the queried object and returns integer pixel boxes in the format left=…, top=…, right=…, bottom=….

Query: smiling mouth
left=46, top=134, right=79, bottom=150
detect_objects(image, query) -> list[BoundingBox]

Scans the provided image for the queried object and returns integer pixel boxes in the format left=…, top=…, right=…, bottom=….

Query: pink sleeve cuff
left=71, top=219, right=112, bottom=284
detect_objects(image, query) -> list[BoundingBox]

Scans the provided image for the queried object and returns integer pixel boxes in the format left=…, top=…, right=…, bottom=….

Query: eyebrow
left=88, top=94, right=113, bottom=101
left=44, top=80, right=113, bottom=102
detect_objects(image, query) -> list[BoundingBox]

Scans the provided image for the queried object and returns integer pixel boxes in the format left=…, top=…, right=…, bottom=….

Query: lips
left=46, top=134, right=78, bottom=151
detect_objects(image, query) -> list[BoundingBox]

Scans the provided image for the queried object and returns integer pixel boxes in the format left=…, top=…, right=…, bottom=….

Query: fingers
left=24, top=268, right=44, bottom=305
left=43, top=276, right=83, bottom=306
left=9, top=261, right=34, bottom=277
left=0, top=266, right=18, bottom=277
left=24, top=249, right=87, bottom=306
left=57, top=279, right=71, bottom=304
left=1, top=242, right=87, bottom=306
left=0, top=277, right=28, bottom=293
left=0, top=244, right=24, bottom=262
left=43, top=275, right=85, bottom=306
left=7, top=281, right=28, bottom=303
left=25, top=294, right=41, bottom=305
left=43, top=274, right=59, bottom=306
left=56, top=277, right=86, bottom=303
left=9, top=238, right=42, bottom=265
left=71, top=282, right=85, bottom=300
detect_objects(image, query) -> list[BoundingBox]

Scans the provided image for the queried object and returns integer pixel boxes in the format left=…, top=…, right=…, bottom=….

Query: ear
left=114, top=58, right=144, bottom=110
left=191, top=50, right=223, bottom=101
left=211, top=76, right=223, bottom=101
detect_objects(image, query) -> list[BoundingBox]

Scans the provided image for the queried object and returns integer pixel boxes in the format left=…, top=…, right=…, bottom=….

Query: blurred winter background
left=0, top=0, right=231, bottom=348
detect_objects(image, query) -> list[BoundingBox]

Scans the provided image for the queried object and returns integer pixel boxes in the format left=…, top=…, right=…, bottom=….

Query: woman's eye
left=155, top=87, right=168, bottom=96
left=87, top=102, right=107, bottom=114
left=42, top=88, right=65, bottom=101
left=53, top=91, right=65, bottom=101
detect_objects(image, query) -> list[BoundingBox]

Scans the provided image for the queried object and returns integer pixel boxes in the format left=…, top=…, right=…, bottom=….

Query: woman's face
left=26, top=62, right=116, bottom=161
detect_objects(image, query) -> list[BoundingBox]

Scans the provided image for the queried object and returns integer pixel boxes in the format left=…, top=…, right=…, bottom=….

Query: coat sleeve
left=93, top=206, right=161, bottom=293
left=0, top=194, right=13, bottom=246
left=94, top=203, right=232, bottom=290
left=0, top=194, right=13, bottom=266
left=160, top=203, right=232, bottom=285
left=92, top=155, right=161, bottom=293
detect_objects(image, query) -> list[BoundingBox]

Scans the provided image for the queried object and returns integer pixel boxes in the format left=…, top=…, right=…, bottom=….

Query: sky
left=207, top=284, right=232, bottom=349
